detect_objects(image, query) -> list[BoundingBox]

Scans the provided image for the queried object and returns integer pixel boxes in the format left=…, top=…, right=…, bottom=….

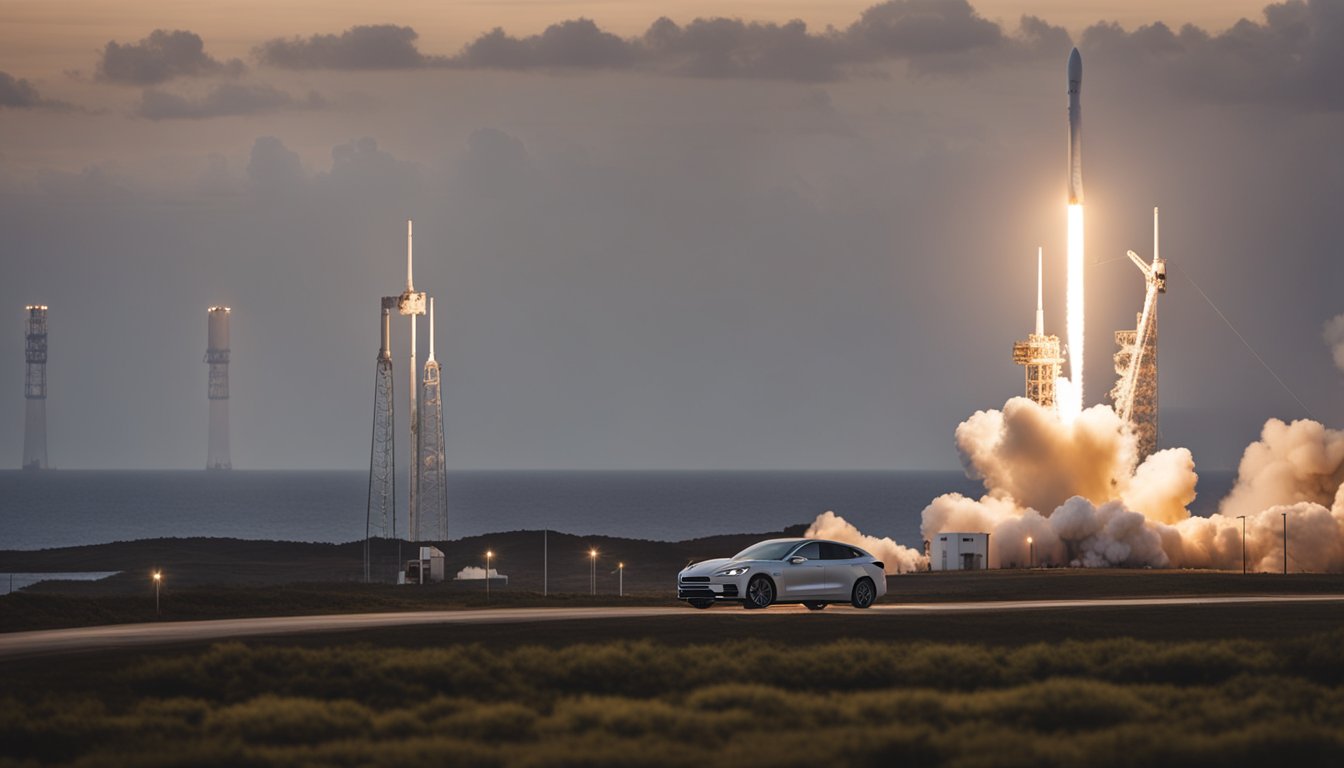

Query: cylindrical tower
left=205, top=306, right=232, bottom=470
left=22, top=305, right=48, bottom=470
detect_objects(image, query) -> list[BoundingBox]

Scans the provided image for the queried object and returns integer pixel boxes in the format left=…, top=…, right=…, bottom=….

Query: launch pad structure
left=366, top=220, right=448, bottom=581
left=205, top=307, right=232, bottom=470
left=23, top=305, right=48, bottom=470
left=1012, top=249, right=1064, bottom=409
left=1111, top=208, right=1166, bottom=459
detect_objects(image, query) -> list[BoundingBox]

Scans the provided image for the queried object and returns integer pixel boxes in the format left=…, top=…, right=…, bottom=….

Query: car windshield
left=732, top=541, right=803, bottom=561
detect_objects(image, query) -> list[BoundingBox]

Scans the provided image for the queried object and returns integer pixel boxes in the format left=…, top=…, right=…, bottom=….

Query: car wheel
left=804, top=602, right=827, bottom=611
left=744, top=576, right=774, bottom=609
left=851, top=577, right=876, bottom=609
left=688, top=598, right=714, bottom=609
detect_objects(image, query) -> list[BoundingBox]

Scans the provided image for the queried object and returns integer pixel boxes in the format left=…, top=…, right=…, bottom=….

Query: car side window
left=820, top=542, right=855, bottom=560
left=792, top=542, right=821, bottom=560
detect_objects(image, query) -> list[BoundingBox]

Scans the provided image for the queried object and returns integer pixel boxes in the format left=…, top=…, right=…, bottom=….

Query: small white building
left=930, top=532, right=990, bottom=571
left=401, top=546, right=445, bottom=584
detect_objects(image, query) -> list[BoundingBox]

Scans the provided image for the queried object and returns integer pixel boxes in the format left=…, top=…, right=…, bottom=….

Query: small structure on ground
left=930, top=533, right=990, bottom=571
left=401, top=546, right=445, bottom=584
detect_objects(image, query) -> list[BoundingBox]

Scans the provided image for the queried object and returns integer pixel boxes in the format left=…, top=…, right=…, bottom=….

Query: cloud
left=97, top=29, right=244, bottom=85
left=1083, top=0, right=1344, bottom=109
left=847, top=0, right=1002, bottom=63
left=0, top=70, right=45, bottom=108
left=1325, top=315, right=1344, bottom=373
left=639, top=17, right=846, bottom=81
left=136, top=83, right=324, bottom=120
left=254, top=25, right=432, bottom=69
left=247, top=136, right=305, bottom=191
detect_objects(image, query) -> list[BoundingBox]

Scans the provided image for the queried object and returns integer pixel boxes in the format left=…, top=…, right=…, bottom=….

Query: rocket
left=1067, top=47, right=1082, bottom=205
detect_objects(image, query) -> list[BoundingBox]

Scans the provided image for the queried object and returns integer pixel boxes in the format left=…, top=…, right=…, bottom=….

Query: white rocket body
left=1067, top=47, right=1083, bottom=205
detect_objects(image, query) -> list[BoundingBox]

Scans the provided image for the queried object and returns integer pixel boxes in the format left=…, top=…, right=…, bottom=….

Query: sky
left=1, top=0, right=1341, bottom=470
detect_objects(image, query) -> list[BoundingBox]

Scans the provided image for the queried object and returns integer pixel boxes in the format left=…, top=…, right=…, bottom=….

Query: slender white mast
left=427, top=297, right=436, bottom=363
left=1035, top=247, right=1044, bottom=336
left=407, top=220, right=415, bottom=291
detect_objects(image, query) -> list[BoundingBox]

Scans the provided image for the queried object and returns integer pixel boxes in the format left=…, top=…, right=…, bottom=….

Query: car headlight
left=714, top=566, right=750, bottom=577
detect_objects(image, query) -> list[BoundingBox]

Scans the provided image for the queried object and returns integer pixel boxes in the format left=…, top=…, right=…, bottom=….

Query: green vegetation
left=5, top=633, right=1344, bottom=767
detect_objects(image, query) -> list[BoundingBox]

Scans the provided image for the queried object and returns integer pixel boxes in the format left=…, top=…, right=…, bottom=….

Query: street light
left=1236, top=515, right=1247, bottom=574
left=1282, top=511, right=1288, bottom=575
left=589, top=549, right=597, bottom=595
left=485, top=550, right=494, bottom=600
left=152, top=570, right=162, bottom=617
left=618, top=562, right=624, bottom=597
left=1027, top=537, right=1034, bottom=569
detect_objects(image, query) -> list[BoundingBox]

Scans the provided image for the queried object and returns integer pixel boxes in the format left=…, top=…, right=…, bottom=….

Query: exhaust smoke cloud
left=811, top=400, right=1344, bottom=573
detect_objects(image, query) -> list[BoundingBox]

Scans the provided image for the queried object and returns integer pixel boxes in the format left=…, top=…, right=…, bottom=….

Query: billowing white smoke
left=808, top=398, right=1344, bottom=572
left=1323, top=314, right=1344, bottom=373
left=454, top=566, right=502, bottom=580
left=805, top=510, right=925, bottom=574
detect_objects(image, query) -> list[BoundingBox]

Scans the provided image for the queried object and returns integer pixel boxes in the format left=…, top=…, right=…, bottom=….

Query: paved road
left=4, top=596, right=1343, bottom=660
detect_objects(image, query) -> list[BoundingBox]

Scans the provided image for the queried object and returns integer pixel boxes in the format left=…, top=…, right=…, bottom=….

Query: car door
left=777, top=541, right=825, bottom=599
left=820, top=542, right=859, bottom=598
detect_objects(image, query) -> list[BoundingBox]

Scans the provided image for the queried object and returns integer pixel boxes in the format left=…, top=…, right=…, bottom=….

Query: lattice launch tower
left=418, top=297, right=448, bottom=541
left=1011, top=249, right=1064, bottom=409
left=22, top=305, right=48, bottom=470
left=205, top=307, right=232, bottom=470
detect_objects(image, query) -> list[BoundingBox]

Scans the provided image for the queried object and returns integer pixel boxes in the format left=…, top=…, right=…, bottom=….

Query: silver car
left=677, top=538, right=887, bottom=610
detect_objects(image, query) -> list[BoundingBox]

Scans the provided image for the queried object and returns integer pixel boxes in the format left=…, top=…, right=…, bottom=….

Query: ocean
left=0, top=469, right=1236, bottom=552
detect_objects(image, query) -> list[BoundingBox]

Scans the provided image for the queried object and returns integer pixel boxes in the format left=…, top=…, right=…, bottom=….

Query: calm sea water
left=0, top=470, right=1235, bottom=552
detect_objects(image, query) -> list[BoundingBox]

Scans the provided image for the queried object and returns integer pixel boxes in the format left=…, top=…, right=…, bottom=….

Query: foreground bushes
left=4, top=634, right=1344, bottom=766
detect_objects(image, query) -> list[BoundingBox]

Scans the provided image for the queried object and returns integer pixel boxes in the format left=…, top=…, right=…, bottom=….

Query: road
left=4, top=595, right=1343, bottom=659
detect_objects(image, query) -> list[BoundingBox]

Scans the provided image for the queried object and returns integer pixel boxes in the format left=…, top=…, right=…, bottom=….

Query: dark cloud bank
left=97, top=29, right=245, bottom=85
left=246, top=0, right=1343, bottom=108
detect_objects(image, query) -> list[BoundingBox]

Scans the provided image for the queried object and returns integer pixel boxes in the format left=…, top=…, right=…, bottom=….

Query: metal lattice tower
left=205, top=307, right=232, bottom=470
left=398, top=220, right=427, bottom=542
left=419, top=298, right=448, bottom=541
left=1110, top=208, right=1165, bottom=460
left=1011, top=249, right=1064, bottom=409
left=365, top=299, right=397, bottom=582
left=22, top=305, right=48, bottom=470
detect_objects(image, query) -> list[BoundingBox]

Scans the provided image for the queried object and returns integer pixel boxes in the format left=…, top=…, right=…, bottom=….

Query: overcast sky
left=1, top=0, right=1341, bottom=470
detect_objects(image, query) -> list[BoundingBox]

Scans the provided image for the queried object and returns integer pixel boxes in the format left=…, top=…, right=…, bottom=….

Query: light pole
left=543, top=529, right=548, bottom=597
left=152, top=570, right=161, bottom=617
left=618, top=562, right=624, bottom=597
left=589, top=549, right=597, bottom=595
left=485, top=550, right=493, bottom=600
left=1282, top=511, right=1288, bottom=575
left=1027, top=537, right=1034, bottom=569
left=1236, top=515, right=1247, bottom=574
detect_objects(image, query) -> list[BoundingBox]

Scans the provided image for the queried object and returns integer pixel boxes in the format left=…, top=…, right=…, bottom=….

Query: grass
left=4, top=633, right=1344, bottom=766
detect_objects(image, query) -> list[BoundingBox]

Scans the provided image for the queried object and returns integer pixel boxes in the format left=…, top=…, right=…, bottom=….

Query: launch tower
left=1011, top=250, right=1064, bottom=409
left=22, top=305, right=48, bottom=470
left=398, top=221, right=427, bottom=541
left=366, top=298, right=398, bottom=581
left=205, top=307, right=232, bottom=470
left=1111, top=209, right=1166, bottom=460
left=418, top=298, right=448, bottom=541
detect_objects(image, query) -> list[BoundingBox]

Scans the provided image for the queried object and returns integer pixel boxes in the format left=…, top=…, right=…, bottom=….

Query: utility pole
left=1237, top=515, right=1246, bottom=575
left=1282, top=512, right=1288, bottom=575
left=543, top=529, right=548, bottom=597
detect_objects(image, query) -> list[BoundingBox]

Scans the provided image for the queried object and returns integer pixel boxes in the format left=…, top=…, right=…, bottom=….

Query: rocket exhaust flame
left=1063, top=203, right=1085, bottom=421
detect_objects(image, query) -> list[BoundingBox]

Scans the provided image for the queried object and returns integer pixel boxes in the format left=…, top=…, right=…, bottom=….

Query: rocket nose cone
left=1068, top=47, right=1082, bottom=81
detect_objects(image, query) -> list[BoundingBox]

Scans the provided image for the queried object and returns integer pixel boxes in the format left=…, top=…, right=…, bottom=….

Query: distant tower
left=419, top=298, right=448, bottom=541
left=397, top=221, right=427, bottom=541
left=1111, top=208, right=1166, bottom=460
left=1011, top=249, right=1064, bottom=409
left=205, top=307, right=232, bottom=470
left=22, top=305, right=48, bottom=470
left=366, top=298, right=398, bottom=581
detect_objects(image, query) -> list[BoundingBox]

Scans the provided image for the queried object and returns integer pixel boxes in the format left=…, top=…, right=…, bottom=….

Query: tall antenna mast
left=397, top=219, right=427, bottom=542
left=1035, top=247, right=1044, bottom=337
